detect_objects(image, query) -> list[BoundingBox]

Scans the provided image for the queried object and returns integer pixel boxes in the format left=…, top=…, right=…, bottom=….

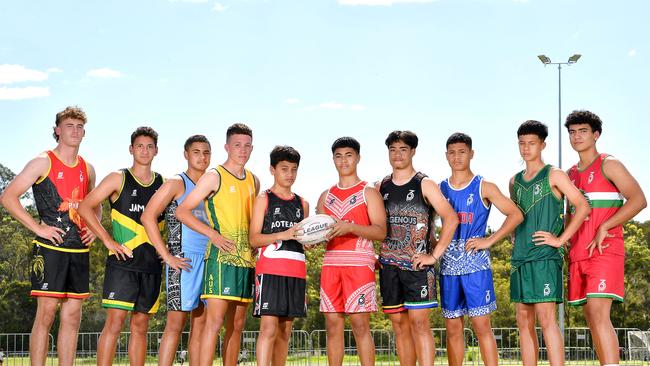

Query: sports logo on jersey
left=296, top=208, right=301, bottom=218
left=274, top=207, right=281, bottom=215
left=41, top=283, right=49, bottom=290
left=57, top=171, right=64, bottom=180
left=420, top=285, right=428, bottom=298
left=229, top=186, right=236, bottom=193
left=543, top=284, right=551, bottom=296
left=383, top=193, right=389, bottom=200
left=467, top=194, right=474, bottom=206
left=358, top=294, right=366, bottom=305
left=534, top=184, right=542, bottom=196
left=223, top=287, right=231, bottom=295
left=349, top=196, right=357, bottom=205
left=108, top=291, right=115, bottom=299
left=80, top=172, right=84, bottom=182
left=329, top=198, right=336, bottom=205
left=131, top=189, right=138, bottom=197
left=598, top=279, right=606, bottom=292
left=485, top=290, right=491, bottom=303
left=406, top=190, right=415, bottom=202
left=588, top=171, right=595, bottom=184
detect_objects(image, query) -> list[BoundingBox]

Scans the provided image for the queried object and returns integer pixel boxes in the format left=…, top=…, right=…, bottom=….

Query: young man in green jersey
left=510, top=120, right=590, bottom=366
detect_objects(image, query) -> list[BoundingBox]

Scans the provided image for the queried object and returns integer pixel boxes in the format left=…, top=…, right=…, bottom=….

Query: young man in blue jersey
left=142, top=135, right=212, bottom=366
left=437, top=132, right=523, bottom=366
left=379, top=130, right=459, bottom=366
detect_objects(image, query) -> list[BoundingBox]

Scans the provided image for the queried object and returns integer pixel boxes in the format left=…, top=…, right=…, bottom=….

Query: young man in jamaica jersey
left=141, top=135, right=212, bottom=366
left=248, top=145, right=310, bottom=366
left=78, top=127, right=164, bottom=366
left=377, top=130, right=458, bottom=366
left=438, top=132, right=523, bottom=366
left=509, top=120, right=590, bottom=366
left=316, top=136, right=387, bottom=366
left=564, top=110, right=646, bottom=366
left=176, top=123, right=259, bottom=366
left=0, top=106, right=98, bottom=366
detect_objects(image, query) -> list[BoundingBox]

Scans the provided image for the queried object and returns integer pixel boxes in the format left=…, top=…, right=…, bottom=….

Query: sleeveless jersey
left=439, top=175, right=492, bottom=275
left=379, top=172, right=434, bottom=271
left=204, top=165, right=257, bottom=268
left=108, top=169, right=164, bottom=273
left=512, top=165, right=564, bottom=266
left=322, top=181, right=375, bottom=267
left=256, top=190, right=306, bottom=279
left=164, top=173, right=210, bottom=257
left=32, top=151, right=89, bottom=251
left=567, top=153, right=624, bottom=262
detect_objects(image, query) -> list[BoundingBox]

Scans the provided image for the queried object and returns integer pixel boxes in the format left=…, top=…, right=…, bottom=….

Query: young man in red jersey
left=1, top=106, right=97, bottom=366
left=316, top=137, right=387, bottom=366
left=565, top=110, right=647, bottom=366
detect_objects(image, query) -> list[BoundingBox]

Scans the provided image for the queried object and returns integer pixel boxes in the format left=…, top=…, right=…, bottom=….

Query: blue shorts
left=440, top=269, right=497, bottom=319
left=166, top=251, right=205, bottom=312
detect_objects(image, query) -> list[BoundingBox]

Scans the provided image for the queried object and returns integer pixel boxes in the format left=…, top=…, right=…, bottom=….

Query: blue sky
left=1, top=0, right=648, bottom=227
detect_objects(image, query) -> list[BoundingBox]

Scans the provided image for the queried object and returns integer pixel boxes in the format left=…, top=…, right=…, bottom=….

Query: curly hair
left=565, top=110, right=602, bottom=134
left=53, top=106, right=87, bottom=142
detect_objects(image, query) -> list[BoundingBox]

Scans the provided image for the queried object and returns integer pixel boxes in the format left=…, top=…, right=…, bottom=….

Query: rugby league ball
left=296, top=214, right=336, bottom=247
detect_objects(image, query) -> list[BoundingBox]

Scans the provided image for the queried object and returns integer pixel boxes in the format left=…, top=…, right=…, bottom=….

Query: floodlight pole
left=538, top=53, right=581, bottom=338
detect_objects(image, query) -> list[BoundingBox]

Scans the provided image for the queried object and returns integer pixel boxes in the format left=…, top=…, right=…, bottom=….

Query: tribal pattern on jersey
left=165, top=173, right=210, bottom=256
left=205, top=165, right=257, bottom=268
left=439, top=175, right=492, bottom=275
left=512, top=165, right=564, bottom=267
left=568, top=153, right=624, bottom=262
left=256, top=190, right=306, bottom=279
left=379, top=172, right=434, bottom=271
left=32, top=151, right=89, bottom=251
left=108, top=169, right=164, bottom=273
left=322, top=181, right=375, bottom=267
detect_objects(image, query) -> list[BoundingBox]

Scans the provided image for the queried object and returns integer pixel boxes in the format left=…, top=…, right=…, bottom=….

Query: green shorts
left=510, top=259, right=563, bottom=304
left=202, top=260, right=254, bottom=302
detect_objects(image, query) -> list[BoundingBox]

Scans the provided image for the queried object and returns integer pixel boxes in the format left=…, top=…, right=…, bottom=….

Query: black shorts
left=102, top=264, right=162, bottom=314
left=253, top=274, right=306, bottom=318
left=379, top=264, right=438, bottom=313
left=30, top=242, right=89, bottom=299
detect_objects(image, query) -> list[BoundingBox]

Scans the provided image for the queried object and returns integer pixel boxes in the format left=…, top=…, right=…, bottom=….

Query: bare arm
left=412, top=178, right=459, bottom=268
left=532, top=168, right=590, bottom=248
left=78, top=171, right=133, bottom=260
left=326, top=186, right=387, bottom=241
left=465, top=180, right=524, bottom=252
left=80, top=162, right=100, bottom=246
left=176, top=170, right=235, bottom=253
left=141, top=176, right=191, bottom=271
left=0, top=155, right=66, bottom=244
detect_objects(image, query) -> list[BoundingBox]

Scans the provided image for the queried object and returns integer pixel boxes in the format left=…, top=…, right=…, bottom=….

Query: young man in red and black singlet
left=249, top=145, right=309, bottom=366
left=78, top=127, right=164, bottom=366
left=0, top=106, right=98, bottom=366
left=565, top=110, right=647, bottom=366
left=316, top=136, right=387, bottom=366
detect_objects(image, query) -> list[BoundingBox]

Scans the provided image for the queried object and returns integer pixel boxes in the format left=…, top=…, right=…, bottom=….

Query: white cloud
left=628, top=49, right=637, bottom=57
left=86, top=68, right=123, bottom=78
left=0, top=86, right=50, bottom=100
left=212, top=2, right=227, bottom=12
left=338, top=0, right=436, bottom=5
left=0, top=64, right=48, bottom=85
left=284, top=97, right=300, bottom=104
left=349, top=104, right=366, bottom=111
left=302, top=101, right=367, bottom=111
left=46, top=67, right=63, bottom=73
left=320, top=101, right=345, bottom=109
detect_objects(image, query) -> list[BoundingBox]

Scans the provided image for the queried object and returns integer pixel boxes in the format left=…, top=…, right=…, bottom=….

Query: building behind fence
left=1, top=327, right=650, bottom=365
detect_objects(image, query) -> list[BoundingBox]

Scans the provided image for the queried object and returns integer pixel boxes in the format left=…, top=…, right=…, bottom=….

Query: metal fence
left=1, top=328, right=650, bottom=365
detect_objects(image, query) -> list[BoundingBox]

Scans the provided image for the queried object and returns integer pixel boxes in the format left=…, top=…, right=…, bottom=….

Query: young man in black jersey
left=249, top=146, right=310, bottom=366
left=378, top=130, right=459, bottom=366
left=78, top=127, right=163, bottom=366
left=1, top=107, right=98, bottom=366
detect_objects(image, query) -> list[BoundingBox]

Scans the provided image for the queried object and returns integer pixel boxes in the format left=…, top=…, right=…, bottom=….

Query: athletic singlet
left=379, top=172, right=434, bottom=271
left=322, top=181, right=375, bottom=267
left=164, top=173, right=210, bottom=256
left=512, top=165, right=564, bottom=266
left=256, top=190, right=306, bottom=279
left=32, top=151, right=89, bottom=251
left=439, top=175, right=492, bottom=275
left=568, top=153, right=624, bottom=262
left=204, top=165, right=257, bottom=268
left=108, top=169, right=164, bottom=273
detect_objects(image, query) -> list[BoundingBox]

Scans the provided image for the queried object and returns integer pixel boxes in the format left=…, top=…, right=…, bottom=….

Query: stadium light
left=568, top=54, right=582, bottom=63
left=538, top=55, right=552, bottom=64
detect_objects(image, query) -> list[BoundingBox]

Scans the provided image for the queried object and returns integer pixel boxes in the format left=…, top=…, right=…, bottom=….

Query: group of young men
left=0, top=106, right=646, bottom=366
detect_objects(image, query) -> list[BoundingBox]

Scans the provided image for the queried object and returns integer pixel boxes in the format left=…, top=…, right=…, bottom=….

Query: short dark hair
left=517, top=120, right=548, bottom=141
left=226, top=123, right=253, bottom=141
left=446, top=132, right=472, bottom=149
left=131, top=126, right=159, bottom=146
left=331, top=136, right=360, bottom=154
left=53, top=106, right=87, bottom=142
left=565, top=110, right=603, bottom=134
left=385, top=130, right=418, bottom=149
left=184, top=135, right=211, bottom=151
left=270, top=145, right=301, bottom=167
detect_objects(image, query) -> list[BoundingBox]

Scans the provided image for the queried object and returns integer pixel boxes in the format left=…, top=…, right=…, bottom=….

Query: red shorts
left=320, top=265, right=377, bottom=313
left=568, top=253, right=624, bottom=306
